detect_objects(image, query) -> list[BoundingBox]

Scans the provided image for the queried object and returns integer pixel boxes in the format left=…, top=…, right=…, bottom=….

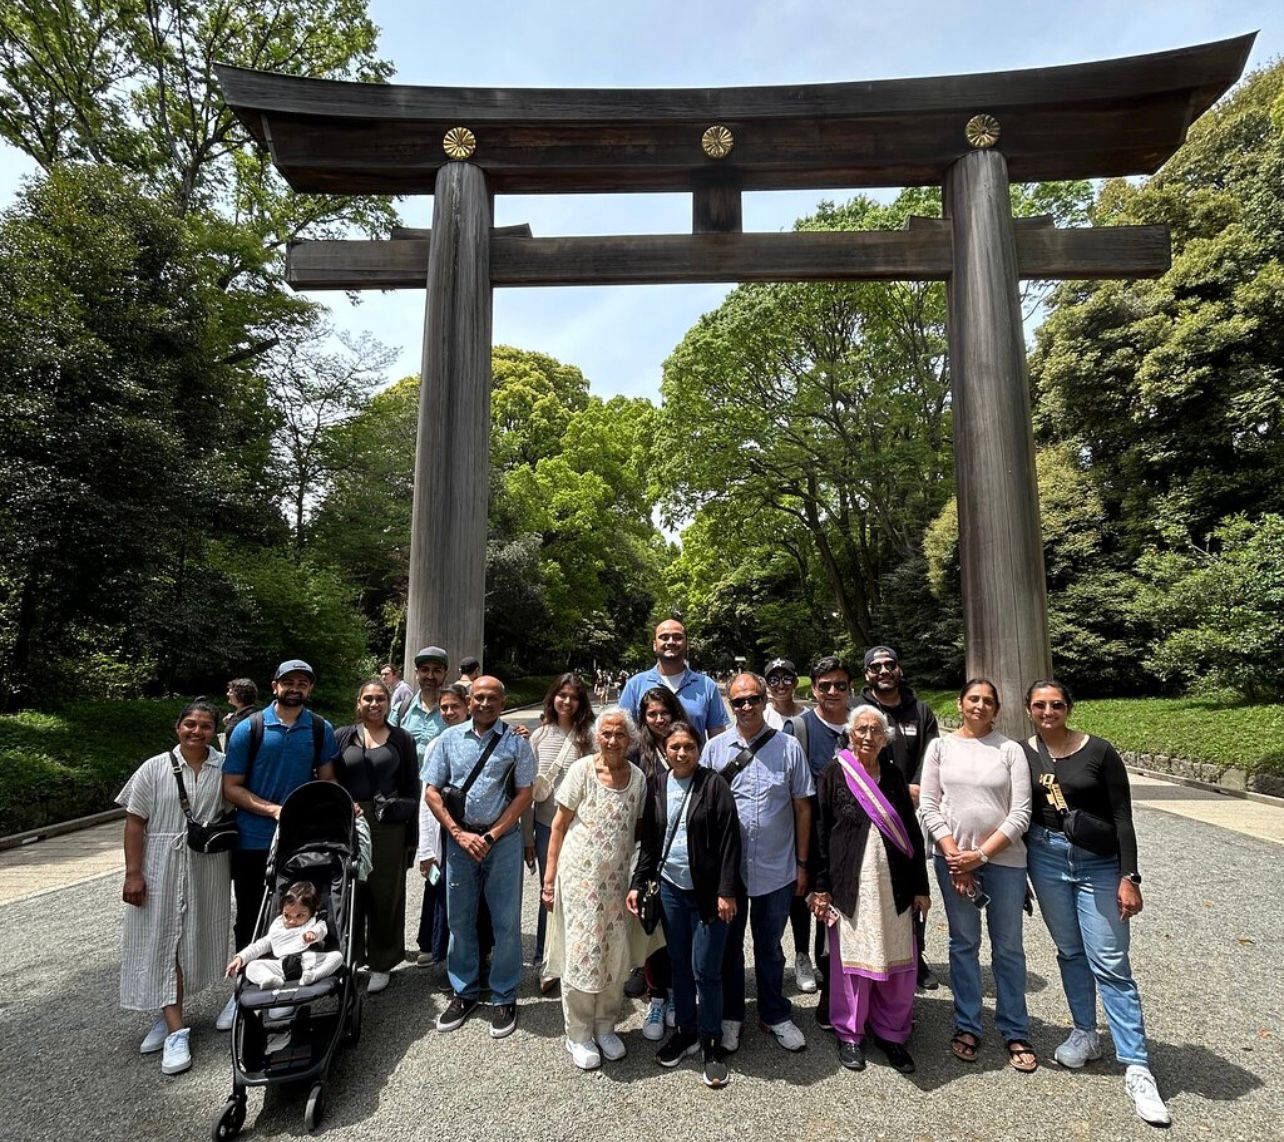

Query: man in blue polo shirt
left=619, top=618, right=728, bottom=742
left=424, top=675, right=535, bottom=1040
left=218, top=659, right=340, bottom=1028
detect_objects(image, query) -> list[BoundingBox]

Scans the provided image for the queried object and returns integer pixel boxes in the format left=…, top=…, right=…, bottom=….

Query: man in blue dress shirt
left=703, top=672, right=814, bottom=1055
left=424, top=675, right=535, bottom=1040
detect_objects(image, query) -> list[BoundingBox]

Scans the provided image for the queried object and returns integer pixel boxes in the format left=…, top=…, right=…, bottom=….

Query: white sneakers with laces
left=795, top=953, right=818, bottom=994
left=765, top=1018, right=807, bottom=1052
left=1125, top=1065, right=1172, bottom=1126
left=1054, top=1027, right=1102, bottom=1068
left=566, top=1038, right=601, bottom=1070
left=160, top=1028, right=192, bottom=1075
left=140, top=1018, right=168, bottom=1054
left=642, top=997, right=666, bottom=1041
left=719, top=1019, right=742, bottom=1053
left=596, top=1031, right=627, bottom=1061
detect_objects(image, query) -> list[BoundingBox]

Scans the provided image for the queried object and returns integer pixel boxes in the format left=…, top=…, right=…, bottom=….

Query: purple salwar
left=828, top=924, right=917, bottom=1045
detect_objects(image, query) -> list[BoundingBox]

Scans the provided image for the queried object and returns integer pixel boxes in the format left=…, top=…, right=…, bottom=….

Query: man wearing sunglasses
left=852, top=645, right=940, bottom=990
left=702, top=673, right=814, bottom=1055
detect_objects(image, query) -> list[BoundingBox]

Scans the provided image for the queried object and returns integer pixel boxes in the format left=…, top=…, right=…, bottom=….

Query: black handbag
left=169, top=751, right=238, bottom=854
left=1034, top=738, right=1118, bottom=856
left=638, top=775, right=694, bottom=935
left=441, top=723, right=506, bottom=827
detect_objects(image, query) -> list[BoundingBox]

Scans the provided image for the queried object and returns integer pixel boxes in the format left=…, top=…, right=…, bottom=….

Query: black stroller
left=212, top=781, right=362, bottom=1138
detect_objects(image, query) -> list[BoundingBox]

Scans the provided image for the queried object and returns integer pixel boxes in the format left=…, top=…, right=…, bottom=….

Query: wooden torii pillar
left=216, top=34, right=1252, bottom=731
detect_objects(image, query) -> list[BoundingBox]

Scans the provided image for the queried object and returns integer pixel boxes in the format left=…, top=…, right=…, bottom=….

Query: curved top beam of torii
left=214, top=33, right=1254, bottom=196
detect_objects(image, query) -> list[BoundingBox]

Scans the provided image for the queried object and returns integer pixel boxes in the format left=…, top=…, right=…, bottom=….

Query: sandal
left=1006, top=1038, right=1038, bottom=1073
left=950, top=1030, right=980, bottom=1062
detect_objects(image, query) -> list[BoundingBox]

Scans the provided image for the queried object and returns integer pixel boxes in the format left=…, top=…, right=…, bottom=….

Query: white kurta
left=117, top=748, right=231, bottom=1011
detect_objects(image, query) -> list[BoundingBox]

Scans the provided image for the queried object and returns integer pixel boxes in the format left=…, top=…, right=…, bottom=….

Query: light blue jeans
left=444, top=829, right=523, bottom=1004
left=1026, top=824, right=1149, bottom=1065
left=934, top=856, right=1030, bottom=1041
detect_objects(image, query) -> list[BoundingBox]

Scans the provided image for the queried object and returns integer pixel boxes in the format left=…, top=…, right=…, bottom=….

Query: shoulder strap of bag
left=311, top=713, right=325, bottom=773
left=244, top=709, right=265, bottom=787
left=718, top=727, right=777, bottom=782
left=395, top=694, right=414, bottom=723
left=461, top=721, right=506, bottom=795
left=788, top=713, right=809, bottom=756
left=168, top=749, right=196, bottom=822
left=658, top=773, right=695, bottom=870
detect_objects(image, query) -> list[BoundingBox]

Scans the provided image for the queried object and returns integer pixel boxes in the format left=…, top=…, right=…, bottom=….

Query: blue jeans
left=444, top=829, right=523, bottom=1003
left=723, top=880, right=795, bottom=1026
left=934, top=856, right=1029, bottom=1041
left=1027, top=825, right=1149, bottom=1065
left=532, top=819, right=551, bottom=962
left=660, top=880, right=729, bottom=1039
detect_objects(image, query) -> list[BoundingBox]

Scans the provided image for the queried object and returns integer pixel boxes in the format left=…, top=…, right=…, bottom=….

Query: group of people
left=114, top=621, right=1170, bottom=1126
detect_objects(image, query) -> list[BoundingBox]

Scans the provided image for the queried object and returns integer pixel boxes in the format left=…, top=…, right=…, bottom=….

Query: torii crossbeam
left=216, top=34, right=1253, bottom=732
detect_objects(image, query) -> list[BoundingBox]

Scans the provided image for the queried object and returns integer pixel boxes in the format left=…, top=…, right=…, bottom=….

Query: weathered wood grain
left=403, top=163, right=492, bottom=677
left=945, top=149, right=1052, bottom=736
left=693, top=186, right=742, bottom=234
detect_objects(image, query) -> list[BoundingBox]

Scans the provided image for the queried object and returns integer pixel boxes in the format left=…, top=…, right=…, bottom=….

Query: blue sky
left=1, top=1, right=1280, bottom=400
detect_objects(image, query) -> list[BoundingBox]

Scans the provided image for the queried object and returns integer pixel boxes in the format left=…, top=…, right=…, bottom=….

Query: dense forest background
left=1, top=2, right=1281, bottom=710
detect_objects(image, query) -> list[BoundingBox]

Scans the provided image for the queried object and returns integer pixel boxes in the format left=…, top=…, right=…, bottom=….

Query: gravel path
left=1, top=802, right=1280, bottom=1141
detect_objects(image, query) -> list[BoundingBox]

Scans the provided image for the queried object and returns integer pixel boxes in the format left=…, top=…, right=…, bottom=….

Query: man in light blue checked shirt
left=425, top=675, right=535, bottom=1040
left=702, top=672, right=814, bottom=1056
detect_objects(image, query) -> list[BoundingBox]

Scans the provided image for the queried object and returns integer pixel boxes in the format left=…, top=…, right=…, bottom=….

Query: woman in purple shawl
left=811, top=705, right=930, bottom=1074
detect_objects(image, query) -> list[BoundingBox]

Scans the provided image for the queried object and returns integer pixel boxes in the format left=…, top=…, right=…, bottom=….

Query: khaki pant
left=562, top=982, right=625, bottom=1043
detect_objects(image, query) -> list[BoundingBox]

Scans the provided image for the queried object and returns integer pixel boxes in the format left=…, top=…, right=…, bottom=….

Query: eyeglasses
left=814, top=680, right=850, bottom=693
left=867, top=662, right=898, bottom=674
left=730, top=694, right=765, bottom=709
left=1030, top=700, right=1067, bottom=711
left=850, top=725, right=885, bottom=738
left=766, top=675, right=796, bottom=687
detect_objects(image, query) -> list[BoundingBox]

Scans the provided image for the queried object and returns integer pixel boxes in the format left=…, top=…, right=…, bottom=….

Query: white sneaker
left=795, top=953, right=818, bottom=994
left=215, top=994, right=237, bottom=1032
left=720, top=1019, right=742, bottom=1053
left=140, top=1018, right=168, bottom=1054
left=1125, top=1065, right=1171, bottom=1126
left=642, top=997, right=666, bottom=1041
left=596, top=1031, right=627, bottom=1061
left=1054, top=1027, right=1102, bottom=1069
left=765, top=1018, right=807, bottom=1052
left=566, top=1037, right=601, bottom=1070
left=160, top=1028, right=191, bottom=1075
left=366, top=970, right=391, bottom=994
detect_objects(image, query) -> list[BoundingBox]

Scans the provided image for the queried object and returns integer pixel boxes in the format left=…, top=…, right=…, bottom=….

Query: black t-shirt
left=851, top=687, right=939, bottom=785
left=1021, top=735, right=1140, bottom=877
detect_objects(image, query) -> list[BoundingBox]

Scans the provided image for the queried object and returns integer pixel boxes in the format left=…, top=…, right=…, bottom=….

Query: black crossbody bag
left=356, top=732, right=417, bottom=824
left=718, top=728, right=778, bottom=782
left=1033, top=737, right=1117, bottom=856
left=169, top=750, right=238, bottom=854
left=441, top=722, right=507, bottom=828
left=638, top=776, right=695, bottom=935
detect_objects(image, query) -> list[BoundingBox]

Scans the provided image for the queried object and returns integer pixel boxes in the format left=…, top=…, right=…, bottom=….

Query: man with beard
left=851, top=645, right=940, bottom=990
left=219, top=659, right=340, bottom=1028
left=619, top=619, right=728, bottom=743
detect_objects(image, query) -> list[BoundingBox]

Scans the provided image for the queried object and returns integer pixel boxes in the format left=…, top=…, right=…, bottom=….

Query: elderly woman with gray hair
left=541, top=706, right=650, bottom=1070
left=811, top=704, right=930, bottom=1074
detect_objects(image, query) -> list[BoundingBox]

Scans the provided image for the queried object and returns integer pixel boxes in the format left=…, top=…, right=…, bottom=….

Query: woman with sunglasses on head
left=919, top=678, right=1035, bottom=1072
left=1021, top=680, right=1169, bottom=1126
left=634, top=686, right=686, bottom=780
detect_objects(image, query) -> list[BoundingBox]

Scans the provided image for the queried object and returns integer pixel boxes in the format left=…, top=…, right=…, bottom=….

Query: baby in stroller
left=226, top=881, right=343, bottom=988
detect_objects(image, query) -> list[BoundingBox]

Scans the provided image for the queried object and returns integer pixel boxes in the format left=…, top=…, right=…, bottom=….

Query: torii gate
left=217, top=34, right=1251, bottom=735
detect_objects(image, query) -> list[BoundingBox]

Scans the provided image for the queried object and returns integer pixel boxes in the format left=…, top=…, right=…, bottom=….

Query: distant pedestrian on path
left=117, top=698, right=230, bottom=1077
left=379, top=663, right=414, bottom=711
left=1021, top=680, right=1170, bottom=1126
left=223, top=678, right=259, bottom=744
left=619, top=619, right=728, bottom=743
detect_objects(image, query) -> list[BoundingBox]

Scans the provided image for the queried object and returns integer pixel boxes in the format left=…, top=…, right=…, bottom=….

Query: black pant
left=231, top=847, right=270, bottom=950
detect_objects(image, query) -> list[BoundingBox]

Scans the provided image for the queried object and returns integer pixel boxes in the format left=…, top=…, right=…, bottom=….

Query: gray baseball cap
left=273, top=659, right=315, bottom=681
left=414, top=645, right=449, bottom=667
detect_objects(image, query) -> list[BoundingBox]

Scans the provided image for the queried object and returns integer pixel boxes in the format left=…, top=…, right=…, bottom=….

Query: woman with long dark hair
left=1022, top=679, right=1169, bottom=1125
left=333, top=679, right=420, bottom=995
left=524, top=672, right=595, bottom=975
left=635, top=686, right=685, bottom=780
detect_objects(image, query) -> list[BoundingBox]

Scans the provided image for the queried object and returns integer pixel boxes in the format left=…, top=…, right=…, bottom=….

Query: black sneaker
left=490, top=1003, right=517, bottom=1039
left=815, top=993, right=833, bottom=1032
left=701, top=1038, right=730, bottom=1088
left=838, top=1040, right=866, bottom=1071
left=623, top=965, right=646, bottom=998
left=875, top=1036, right=916, bottom=1074
left=436, top=995, right=477, bottom=1032
left=656, top=1030, right=700, bottom=1068
left=917, top=962, right=940, bottom=991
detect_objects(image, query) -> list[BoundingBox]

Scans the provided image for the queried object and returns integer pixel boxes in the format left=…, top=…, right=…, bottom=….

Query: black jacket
left=852, top=685, right=939, bottom=784
left=814, top=758, right=929, bottom=920
left=332, top=723, right=420, bottom=852
left=632, top=768, right=742, bottom=925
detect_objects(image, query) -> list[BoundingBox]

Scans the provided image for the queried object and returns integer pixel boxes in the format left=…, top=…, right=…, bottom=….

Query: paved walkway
left=1, top=718, right=1280, bottom=1140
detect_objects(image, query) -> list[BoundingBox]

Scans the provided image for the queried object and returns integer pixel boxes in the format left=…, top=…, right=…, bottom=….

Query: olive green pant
left=355, top=807, right=408, bottom=973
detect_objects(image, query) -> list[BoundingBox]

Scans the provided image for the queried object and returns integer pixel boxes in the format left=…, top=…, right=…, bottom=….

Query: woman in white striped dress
left=117, top=698, right=232, bottom=1075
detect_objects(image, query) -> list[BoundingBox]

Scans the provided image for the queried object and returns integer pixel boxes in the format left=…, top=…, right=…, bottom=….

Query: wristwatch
left=1125, top=872, right=1141, bottom=885
left=976, top=849, right=989, bottom=864
left=483, top=832, right=496, bottom=847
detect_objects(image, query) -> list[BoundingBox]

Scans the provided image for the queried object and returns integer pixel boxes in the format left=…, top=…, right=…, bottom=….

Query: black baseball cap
left=863, top=646, right=900, bottom=669
left=764, top=658, right=797, bottom=678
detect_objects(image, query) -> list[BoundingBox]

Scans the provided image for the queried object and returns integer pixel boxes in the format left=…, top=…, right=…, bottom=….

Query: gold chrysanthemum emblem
left=701, top=125, right=734, bottom=159
left=965, top=114, right=1000, bottom=149
left=443, top=127, right=477, bottom=160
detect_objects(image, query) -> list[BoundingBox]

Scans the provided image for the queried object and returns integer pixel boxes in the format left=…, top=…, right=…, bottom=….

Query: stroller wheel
left=211, top=1096, right=246, bottom=1141
left=304, top=1082, right=325, bottom=1133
